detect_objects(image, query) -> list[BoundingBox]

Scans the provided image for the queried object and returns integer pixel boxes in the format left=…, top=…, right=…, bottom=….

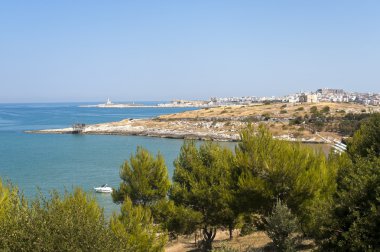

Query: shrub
left=0, top=186, right=123, bottom=251
left=321, top=106, right=330, bottom=113
left=296, top=107, right=304, bottom=111
left=289, top=116, right=303, bottom=125
left=280, top=110, right=287, bottom=114
left=310, top=106, right=318, bottom=114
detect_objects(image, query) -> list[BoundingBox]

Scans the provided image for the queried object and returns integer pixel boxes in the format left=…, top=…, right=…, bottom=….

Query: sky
left=0, top=1, right=379, bottom=102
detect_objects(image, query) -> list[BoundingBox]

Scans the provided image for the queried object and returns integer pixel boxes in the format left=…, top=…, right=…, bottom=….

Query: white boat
left=94, top=184, right=113, bottom=193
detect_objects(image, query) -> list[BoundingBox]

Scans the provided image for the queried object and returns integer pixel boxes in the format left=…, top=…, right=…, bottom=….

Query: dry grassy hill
left=159, top=102, right=378, bottom=120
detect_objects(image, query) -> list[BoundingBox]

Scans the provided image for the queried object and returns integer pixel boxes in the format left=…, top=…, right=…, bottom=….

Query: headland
left=26, top=102, right=380, bottom=144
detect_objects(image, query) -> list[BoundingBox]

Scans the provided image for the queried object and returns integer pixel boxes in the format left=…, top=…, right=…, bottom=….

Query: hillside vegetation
left=5, top=114, right=380, bottom=251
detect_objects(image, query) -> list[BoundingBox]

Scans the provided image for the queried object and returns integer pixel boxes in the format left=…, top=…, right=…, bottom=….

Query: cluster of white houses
left=285, top=88, right=380, bottom=105
left=210, top=88, right=380, bottom=106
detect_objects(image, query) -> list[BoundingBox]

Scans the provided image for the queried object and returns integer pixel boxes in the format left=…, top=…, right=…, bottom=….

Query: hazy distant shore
left=79, top=104, right=208, bottom=108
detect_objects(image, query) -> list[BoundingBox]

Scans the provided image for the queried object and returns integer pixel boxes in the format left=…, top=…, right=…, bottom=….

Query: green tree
left=111, top=196, right=167, bottom=252
left=317, top=156, right=380, bottom=250
left=151, top=199, right=202, bottom=240
left=170, top=141, right=236, bottom=251
left=347, top=113, right=380, bottom=158
left=112, top=146, right=170, bottom=206
left=316, top=113, right=380, bottom=250
left=265, top=200, right=300, bottom=252
left=233, top=125, right=336, bottom=232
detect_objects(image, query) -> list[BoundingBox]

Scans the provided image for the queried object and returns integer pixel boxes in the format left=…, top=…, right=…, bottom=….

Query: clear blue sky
left=1, top=1, right=379, bottom=102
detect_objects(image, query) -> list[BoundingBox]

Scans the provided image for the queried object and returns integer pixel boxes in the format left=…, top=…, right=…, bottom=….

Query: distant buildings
left=209, top=88, right=380, bottom=106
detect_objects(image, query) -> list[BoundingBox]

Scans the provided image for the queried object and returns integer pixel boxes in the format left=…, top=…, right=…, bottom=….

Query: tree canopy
left=347, top=113, right=380, bottom=158
left=233, top=125, right=336, bottom=228
left=316, top=113, right=380, bottom=250
left=112, top=146, right=170, bottom=206
left=110, top=196, right=167, bottom=252
left=170, top=141, right=236, bottom=250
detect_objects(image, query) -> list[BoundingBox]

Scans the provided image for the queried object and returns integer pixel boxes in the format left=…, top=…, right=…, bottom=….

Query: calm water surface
left=0, top=103, right=199, bottom=216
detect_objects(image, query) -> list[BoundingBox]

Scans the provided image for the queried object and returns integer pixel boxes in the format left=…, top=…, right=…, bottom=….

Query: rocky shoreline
left=26, top=118, right=328, bottom=143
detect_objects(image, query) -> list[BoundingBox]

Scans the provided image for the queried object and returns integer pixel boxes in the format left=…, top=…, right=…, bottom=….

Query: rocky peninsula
left=27, top=102, right=380, bottom=143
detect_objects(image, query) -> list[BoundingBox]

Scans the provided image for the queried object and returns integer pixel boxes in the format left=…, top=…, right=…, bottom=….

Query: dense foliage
left=347, top=113, right=380, bottom=158
left=110, top=196, right=167, bottom=252
left=0, top=184, right=120, bottom=251
left=233, top=125, right=336, bottom=232
left=315, top=113, right=380, bottom=250
left=0, top=181, right=166, bottom=252
left=112, top=146, right=170, bottom=206
left=170, top=141, right=236, bottom=250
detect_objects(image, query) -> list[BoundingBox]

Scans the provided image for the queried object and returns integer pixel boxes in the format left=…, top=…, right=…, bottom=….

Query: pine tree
left=265, top=200, right=300, bottom=252
left=170, top=141, right=236, bottom=251
left=233, top=125, right=336, bottom=232
left=112, top=146, right=170, bottom=206
left=347, top=113, right=380, bottom=158
left=317, top=114, right=380, bottom=250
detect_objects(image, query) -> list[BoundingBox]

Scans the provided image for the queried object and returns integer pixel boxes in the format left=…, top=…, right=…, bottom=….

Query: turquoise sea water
left=0, top=102, right=199, bottom=216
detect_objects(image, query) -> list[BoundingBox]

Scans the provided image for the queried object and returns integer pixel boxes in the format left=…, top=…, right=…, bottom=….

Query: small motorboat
left=94, top=184, right=113, bottom=193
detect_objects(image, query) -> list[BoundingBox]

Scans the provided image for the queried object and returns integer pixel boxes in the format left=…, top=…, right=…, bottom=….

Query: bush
left=289, top=116, right=303, bottom=125
left=296, top=107, right=304, bottom=111
left=0, top=185, right=122, bottom=251
left=265, top=200, right=300, bottom=252
left=321, top=106, right=330, bottom=113
left=310, top=106, right=318, bottom=114
left=280, top=110, right=287, bottom=114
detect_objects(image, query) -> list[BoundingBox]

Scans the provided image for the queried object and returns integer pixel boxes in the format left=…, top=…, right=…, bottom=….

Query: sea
left=0, top=102, right=202, bottom=216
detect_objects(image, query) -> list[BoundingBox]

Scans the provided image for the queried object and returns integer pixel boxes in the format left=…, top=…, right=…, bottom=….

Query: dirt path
left=165, top=230, right=272, bottom=252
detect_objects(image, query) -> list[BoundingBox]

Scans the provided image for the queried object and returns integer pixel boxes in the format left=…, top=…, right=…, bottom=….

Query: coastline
left=25, top=101, right=374, bottom=144
left=78, top=104, right=212, bottom=108
left=25, top=118, right=327, bottom=144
